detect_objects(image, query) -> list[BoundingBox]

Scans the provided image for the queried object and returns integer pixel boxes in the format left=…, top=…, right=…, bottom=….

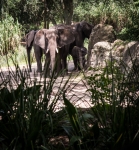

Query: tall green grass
left=0, top=55, right=74, bottom=149
left=63, top=60, right=139, bottom=150
left=0, top=13, right=139, bottom=149
left=1, top=51, right=139, bottom=150
left=0, top=14, right=21, bottom=55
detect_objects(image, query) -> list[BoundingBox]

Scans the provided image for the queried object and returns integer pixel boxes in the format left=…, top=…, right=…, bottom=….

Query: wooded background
left=1, top=0, right=139, bottom=39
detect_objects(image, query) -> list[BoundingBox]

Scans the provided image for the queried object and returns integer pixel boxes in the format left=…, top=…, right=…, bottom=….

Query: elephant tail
left=25, top=30, right=37, bottom=72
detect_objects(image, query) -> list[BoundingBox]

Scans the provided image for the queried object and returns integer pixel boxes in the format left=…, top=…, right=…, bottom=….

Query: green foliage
left=1, top=1, right=139, bottom=148
left=73, top=0, right=139, bottom=41
left=63, top=94, right=99, bottom=149
left=0, top=14, right=21, bottom=55
left=0, top=58, right=71, bottom=149
left=85, top=61, right=139, bottom=149
left=52, top=59, right=139, bottom=149
left=118, top=26, right=139, bottom=40
left=0, top=44, right=45, bottom=69
left=1, top=0, right=139, bottom=42
left=0, top=52, right=139, bottom=149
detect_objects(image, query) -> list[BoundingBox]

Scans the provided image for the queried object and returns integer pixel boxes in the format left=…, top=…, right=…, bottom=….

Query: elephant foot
left=60, top=71, right=68, bottom=77
left=37, top=70, right=42, bottom=73
left=71, top=67, right=85, bottom=73
left=71, top=67, right=79, bottom=72
left=28, top=68, right=32, bottom=72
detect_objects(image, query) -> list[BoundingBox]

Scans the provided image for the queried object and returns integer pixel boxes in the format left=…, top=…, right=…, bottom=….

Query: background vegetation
left=0, top=0, right=139, bottom=150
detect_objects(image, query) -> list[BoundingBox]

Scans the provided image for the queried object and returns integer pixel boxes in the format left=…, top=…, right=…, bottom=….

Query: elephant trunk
left=49, top=46, right=56, bottom=72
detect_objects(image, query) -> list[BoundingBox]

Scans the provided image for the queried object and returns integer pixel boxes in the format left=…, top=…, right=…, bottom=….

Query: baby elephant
left=71, top=46, right=87, bottom=71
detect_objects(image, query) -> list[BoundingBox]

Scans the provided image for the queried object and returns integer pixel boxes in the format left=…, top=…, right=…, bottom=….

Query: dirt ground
left=0, top=60, right=93, bottom=149
left=0, top=61, right=93, bottom=112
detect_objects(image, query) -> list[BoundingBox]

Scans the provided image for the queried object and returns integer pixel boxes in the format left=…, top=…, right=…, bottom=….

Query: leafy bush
left=85, top=61, right=139, bottom=149
left=74, top=0, right=139, bottom=41
left=0, top=14, right=22, bottom=55
left=0, top=57, right=71, bottom=150
left=62, top=60, right=139, bottom=150
left=118, top=26, right=139, bottom=41
left=1, top=49, right=139, bottom=150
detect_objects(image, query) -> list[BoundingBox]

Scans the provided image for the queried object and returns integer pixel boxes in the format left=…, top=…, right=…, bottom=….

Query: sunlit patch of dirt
left=49, top=135, right=70, bottom=149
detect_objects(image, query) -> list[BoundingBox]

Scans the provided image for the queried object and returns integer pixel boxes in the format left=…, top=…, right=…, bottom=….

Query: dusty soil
left=0, top=61, right=92, bottom=111
left=0, top=60, right=93, bottom=149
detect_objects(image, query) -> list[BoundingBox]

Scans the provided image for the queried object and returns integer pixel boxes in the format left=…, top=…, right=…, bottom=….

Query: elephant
left=54, top=21, right=94, bottom=71
left=34, top=28, right=76, bottom=75
left=26, top=21, right=93, bottom=74
left=25, top=30, right=44, bottom=72
left=70, top=46, right=87, bottom=71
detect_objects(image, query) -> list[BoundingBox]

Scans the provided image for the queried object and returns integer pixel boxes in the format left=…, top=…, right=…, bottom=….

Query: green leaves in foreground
left=63, top=93, right=100, bottom=149
left=0, top=81, right=44, bottom=150
left=86, top=61, right=139, bottom=149
left=63, top=92, right=81, bottom=136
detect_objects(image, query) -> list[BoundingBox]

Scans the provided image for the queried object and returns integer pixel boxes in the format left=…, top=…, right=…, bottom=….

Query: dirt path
left=0, top=61, right=92, bottom=111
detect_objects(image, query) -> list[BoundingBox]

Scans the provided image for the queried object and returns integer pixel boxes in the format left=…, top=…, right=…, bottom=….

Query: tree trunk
left=63, top=0, right=73, bottom=25
left=43, top=0, right=47, bottom=28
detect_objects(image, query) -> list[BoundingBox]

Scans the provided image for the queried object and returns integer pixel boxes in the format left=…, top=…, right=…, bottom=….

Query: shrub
left=0, top=14, right=22, bottom=55
left=85, top=61, right=139, bottom=149
left=0, top=57, right=71, bottom=149
left=62, top=60, right=139, bottom=150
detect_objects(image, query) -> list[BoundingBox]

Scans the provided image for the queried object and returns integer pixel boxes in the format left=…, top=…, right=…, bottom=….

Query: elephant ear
left=34, top=30, right=46, bottom=49
left=26, top=30, right=35, bottom=47
left=80, top=21, right=93, bottom=38
left=57, top=29, right=75, bottom=48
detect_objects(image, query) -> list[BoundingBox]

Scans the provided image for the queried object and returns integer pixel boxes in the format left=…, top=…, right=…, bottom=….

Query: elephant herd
left=25, top=21, right=94, bottom=76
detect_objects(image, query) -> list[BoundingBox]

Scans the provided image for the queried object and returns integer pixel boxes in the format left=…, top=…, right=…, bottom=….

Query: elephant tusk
left=56, top=48, right=58, bottom=53
left=46, top=49, right=49, bottom=53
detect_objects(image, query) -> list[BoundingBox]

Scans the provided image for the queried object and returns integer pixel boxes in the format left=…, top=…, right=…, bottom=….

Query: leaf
left=70, top=135, right=81, bottom=145
left=62, top=125, right=73, bottom=137
left=81, top=113, right=94, bottom=120
left=92, top=122, right=100, bottom=140
left=63, top=93, right=81, bottom=136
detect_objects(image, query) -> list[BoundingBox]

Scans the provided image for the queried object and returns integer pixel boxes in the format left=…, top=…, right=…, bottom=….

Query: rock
left=89, top=39, right=139, bottom=77
left=91, top=41, right=112, bottom=67
left=122, top=41, right=139, bottom=74
left=111, top=39, right=126, bottom=57
left=90, top=39, right=126, bottom=67
left=87, top=24, right=116, bottom=67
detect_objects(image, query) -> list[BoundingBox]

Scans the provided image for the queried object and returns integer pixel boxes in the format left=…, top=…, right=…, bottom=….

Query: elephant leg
left=55, top=53, right=63, bottom=74
left=43, top=53, right=51, bottom=77
left=78, top=49, right=83, bottom=70
left=72, top=56, right=78, bottom=71
left=61, top=57, right=68, bottom=71
left=59, top=47, right=68, bottom=74
left=82, top=57, right=86, bottom=68
left=71, top=47, right=83, bottom=71
left=59, top=57, right=68, bottom=76
left=26, top=46, right=32, bottom=72
left=34, top=44, right=43, bottom=72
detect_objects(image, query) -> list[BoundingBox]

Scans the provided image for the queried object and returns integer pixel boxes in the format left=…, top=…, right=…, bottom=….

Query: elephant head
left=79, top=21, right=94, bottom=39
left=34, top=28, right=75, bottom=72
left=73, top=21, right=94, bottom=46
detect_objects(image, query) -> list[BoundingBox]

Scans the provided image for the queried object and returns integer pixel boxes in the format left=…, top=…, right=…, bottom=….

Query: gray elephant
left=26, top=27, right=75, bottom=74
left=25, top=30, right=44, bottom=72
left=26, top=21, right=93, bottom=74
left=51, top=21, right=94, bottom=71
left=34, top=28, right=75, bottom=74
left=70, top=46, right=87, bottom=71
